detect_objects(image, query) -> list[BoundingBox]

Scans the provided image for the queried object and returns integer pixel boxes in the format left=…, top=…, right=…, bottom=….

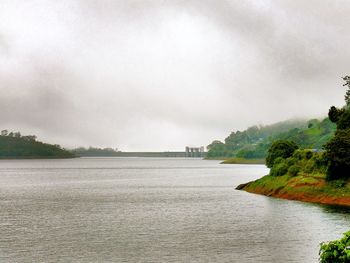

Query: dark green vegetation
left=235, top=77, right=350, bottom=260
left=221, top=158, right=265, bottom=164
left=239, top=144, right=350, bottom=207
left=0, top=130, right=74, bottom=158
left=71, top=147, right=121, bottom=157
left=262, top=76, right=350, bottom=181
left=71, top=148, right=187, bottom=157
left=266, top=148, right=326, bottom=178
left=319, top=231, right=350, bottom=263
left=324, top=76, right=350, bottom=180
left=266, top=140, right=299, bottom=168
left=207, top=117, right=335, bottom=160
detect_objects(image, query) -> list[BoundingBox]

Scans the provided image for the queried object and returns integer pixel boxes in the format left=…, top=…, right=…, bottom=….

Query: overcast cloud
left=1, top=0, right=349, bottom=151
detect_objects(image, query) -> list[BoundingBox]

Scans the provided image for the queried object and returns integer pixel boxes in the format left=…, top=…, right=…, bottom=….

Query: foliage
left=319, top=231, right=350, bottom=263
left=221, top=158, right=265, bottom=164
left=325, top=76, right=350, bottom=180
left=337, top=110, right=350, bottom=130
left=324, top=129, right=350, bottom=180
left=71, top=147, right=120, bottom=157
left=329, top=106, right=345, bottom=123
left=270, top=161, right=289, bottom=177
left=343, top=75, right=350, bottom=107
left=206, top=140, right=228, bottom=158
left=266, top=140, right=299, bottom=168
left=288, top=165, right=300, bottom=176
left=266, top=148, right=327, bottom=177
left=207, top=118, right=335, bottom=159
left=0, top=131, right=74, bottom=158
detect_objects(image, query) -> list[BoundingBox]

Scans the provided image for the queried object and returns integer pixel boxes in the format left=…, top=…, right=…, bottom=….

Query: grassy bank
left=221, top=158, right=265, bottom=164
left=238, top=173, right=350, bottom=207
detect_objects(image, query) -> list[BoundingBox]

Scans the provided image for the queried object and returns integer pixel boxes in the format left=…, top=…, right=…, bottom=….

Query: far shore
left=0, top=156, right=77, bottom=159
left=221, top=158, right=265, bottom=165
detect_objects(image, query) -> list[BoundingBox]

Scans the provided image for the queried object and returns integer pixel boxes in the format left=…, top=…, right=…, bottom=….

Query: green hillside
left=71, top=147, right=120, bottom=157
left=207, top=118, right=336, bottom=159
left=0, top=131, right=75, bottom=159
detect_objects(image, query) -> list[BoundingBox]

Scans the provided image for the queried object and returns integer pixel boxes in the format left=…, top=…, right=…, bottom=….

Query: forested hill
left=0, top=131, right=75, bottom=159
left=207, top=118, right=336, bottom=159
left=71, top=147, right=120, bottom=157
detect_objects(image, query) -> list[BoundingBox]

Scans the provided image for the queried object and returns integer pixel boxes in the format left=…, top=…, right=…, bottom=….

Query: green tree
left=324, top=129, right=350, bottom=180
left=266, top=140, right=299, bottom=168
left=319, top=231, right=350, bottom=263
left=329, top=106, right=345, bottom=123
left=325, top=76, right=350, bottom=180
left=343, top=76, right=350, bottom=107
left=207, top=140, right=226, bottom=157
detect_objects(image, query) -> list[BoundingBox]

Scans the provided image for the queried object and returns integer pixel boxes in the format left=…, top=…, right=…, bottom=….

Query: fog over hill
left=1, top=0, right=350, bottom=151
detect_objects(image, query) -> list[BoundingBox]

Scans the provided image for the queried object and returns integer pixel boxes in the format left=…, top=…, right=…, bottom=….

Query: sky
left=1, top=0, right=350, bottom=151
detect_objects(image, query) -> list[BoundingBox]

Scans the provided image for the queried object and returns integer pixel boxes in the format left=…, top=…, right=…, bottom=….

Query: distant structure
left=185, top=146, right=205, bottom=158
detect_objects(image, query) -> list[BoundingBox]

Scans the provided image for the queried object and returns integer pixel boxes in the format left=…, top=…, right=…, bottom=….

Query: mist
left=1, top=0, right=350, bottom=151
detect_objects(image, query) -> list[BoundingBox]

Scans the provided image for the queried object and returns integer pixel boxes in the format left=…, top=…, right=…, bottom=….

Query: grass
left=240, top=172, right=350, bottom=206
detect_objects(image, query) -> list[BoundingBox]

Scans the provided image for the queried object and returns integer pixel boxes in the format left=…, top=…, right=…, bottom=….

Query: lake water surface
left=0, top=158, right=349, bottom=262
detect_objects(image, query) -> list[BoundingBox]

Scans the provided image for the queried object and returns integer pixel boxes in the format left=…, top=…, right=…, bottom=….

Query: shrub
left=319, top=231, right=350, bottom=263
left=270, top=161, right=289, bottom=177
left=305, top=150, right=313, bottom=160
left=266, top=140, right=299, bottom=168
left=288, top=165, right=300, bottom=176
left=293, top=150, right=303, bottom=160
left=314, top=153, right=327, bottom=168
left=329, top=180, right=346, bottom=188
left=285, top=157, right=296, bottom=166
left=304, top=159, right=316, bottom=174
left=273, top=157, right=284, bottom=165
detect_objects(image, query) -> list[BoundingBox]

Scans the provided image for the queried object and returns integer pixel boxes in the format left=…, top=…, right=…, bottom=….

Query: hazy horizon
left=1, top=0, right=350, bottom=151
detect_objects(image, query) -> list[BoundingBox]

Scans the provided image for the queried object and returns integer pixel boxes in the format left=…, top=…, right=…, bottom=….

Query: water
left=0, top=158, right=349, bottom=262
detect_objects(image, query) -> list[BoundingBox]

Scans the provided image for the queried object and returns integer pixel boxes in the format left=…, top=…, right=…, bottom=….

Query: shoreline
left=0, top=156, right=77, bottom=159
left=237, top=174, right=350, bottom=207
left=221, top=158, right=265, bottom=164
left=205, top=157, right=266, bottom=164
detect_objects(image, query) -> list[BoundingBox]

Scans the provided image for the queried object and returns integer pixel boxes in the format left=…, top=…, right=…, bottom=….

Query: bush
left=286, top=157, right=296, bottom=166
left=319, top=231, right=350, bottom=263
left=293, top=150, right=303, bottom=160
left=314, top=153, right=327, bottom=168
left=304, top=159, right=316, bottom=174
left=273, top=157, right=284, bottom=166
left=288, top=165, right=300, bottom=176
left=305, top=150, right=313, bottom=160
left=329, top=180, right=346, bottom=188
left=270, top=161, right=289, bottom=177
left=266, top=140, right=299, bottom=168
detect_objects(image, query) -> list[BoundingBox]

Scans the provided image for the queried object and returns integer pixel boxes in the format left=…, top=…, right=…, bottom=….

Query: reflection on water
left=319, top=204, right=350, bottom=214
left=0, top=158, right=349, bottom=262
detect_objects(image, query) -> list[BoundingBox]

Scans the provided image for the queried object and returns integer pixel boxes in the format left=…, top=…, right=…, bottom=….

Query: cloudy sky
left=1, top=0, right=350, bottom=151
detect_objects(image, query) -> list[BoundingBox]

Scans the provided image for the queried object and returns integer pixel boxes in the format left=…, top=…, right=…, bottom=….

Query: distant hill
left=207, top=118, right=336, bottom=159
left=71, top=147, right=121, bottom=157
left=0, top=131, right=75, bottom=159
left=71, top=147, right=188, bottom=157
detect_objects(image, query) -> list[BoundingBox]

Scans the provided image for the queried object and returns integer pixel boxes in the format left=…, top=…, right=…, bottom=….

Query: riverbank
left=221, top=158, right=265, bottom=164
left=0, top=156, right=77, bottom=159
left=237, top=173, right=350, bottom=207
